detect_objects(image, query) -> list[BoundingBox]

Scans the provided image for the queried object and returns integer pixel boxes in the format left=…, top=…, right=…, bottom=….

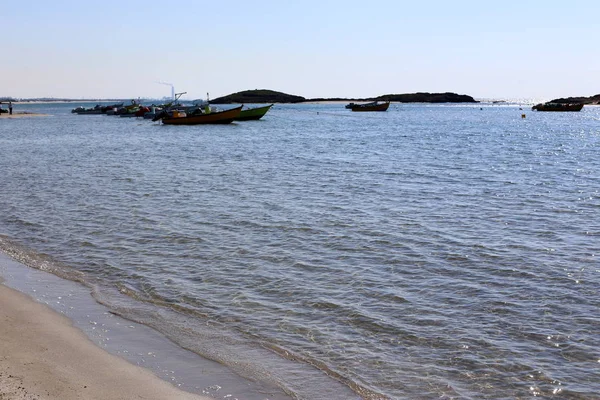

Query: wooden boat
left=134, top=106, right=151, bottom=117
left=72, top=102, right=124, bottom=114
left=100, top=103, right=124, bottom=113
left=156, top=105, right=243, bottom=125
left=119, top=108, right=140, bottom=117
left=531, top=102, right=584, bottom=112
left=71, top=105, right=104, bottom=114
left=346, top=101, right=390, bottom=112
left=235, top=104, right=273, bottom=121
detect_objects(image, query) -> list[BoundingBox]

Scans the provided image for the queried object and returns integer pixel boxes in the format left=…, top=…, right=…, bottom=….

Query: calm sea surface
left=0, top=102, right=599, bottom=399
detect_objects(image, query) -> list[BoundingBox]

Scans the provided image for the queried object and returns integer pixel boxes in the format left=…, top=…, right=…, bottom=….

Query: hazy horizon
left=0, top=91, right=579, bottom=104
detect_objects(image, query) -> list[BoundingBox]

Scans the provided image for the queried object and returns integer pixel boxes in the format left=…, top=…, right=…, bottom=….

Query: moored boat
left=134, top=106, right=151, bottom=117
left=155, top=105, right=243, bottom=125
left=72, top=105, right=104, bottom=114
left=119, top=109, right=140, bottom=117
left=100, top=103, right=124, bottom=113
left=235, top=104, right=273, bottom=121
left=72, top=102, right=124, bottom=114
left=346, top=101, right=390, bottom=112
left=531, top=102, right=584, bottom=112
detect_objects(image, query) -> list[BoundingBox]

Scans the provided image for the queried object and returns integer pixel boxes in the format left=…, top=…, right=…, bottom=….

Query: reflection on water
left=0, top=102, right=599, bottom=399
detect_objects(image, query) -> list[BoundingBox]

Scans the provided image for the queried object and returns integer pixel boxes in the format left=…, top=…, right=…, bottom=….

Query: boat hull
left=161, top=106, right=243, bottom=125
left=73, top=110, right=103, bottom=115
left=532, top=103, right=584, bottom=112
left=235, top=104, right=273, bottom=121
left=348, top=102, right=390, bottom=112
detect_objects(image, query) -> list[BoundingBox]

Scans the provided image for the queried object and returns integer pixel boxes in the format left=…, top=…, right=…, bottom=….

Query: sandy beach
left=0, top=112, right=49, bottom=118
left=0, top=284, right=210, bottom=400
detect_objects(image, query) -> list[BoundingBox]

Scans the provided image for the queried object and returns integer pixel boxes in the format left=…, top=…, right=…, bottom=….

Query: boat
left=143, top=91, right=192, bottom=119
left=119, top=108, right=140, bottom=117
left=72, top=102, right=124, bottom=114
left=71, top=105, right=104, bottom=114
left=235, top=104, right=273, bottom=121
left=155, top=105, right=243, bottom=125
left=345, top=101, right=390, bottom=112
left=134, top=106, right=151, bottom=117
left=531, top=102, right=584, bottom=112
left=100, top=103, right=124, bottom=113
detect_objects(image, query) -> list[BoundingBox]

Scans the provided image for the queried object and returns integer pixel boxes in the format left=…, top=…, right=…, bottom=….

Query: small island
left=210, top=90, right=305, bottom=104
left=548, top=94, right=600, bottom=105
left=209, top=90, right=478, bottom=104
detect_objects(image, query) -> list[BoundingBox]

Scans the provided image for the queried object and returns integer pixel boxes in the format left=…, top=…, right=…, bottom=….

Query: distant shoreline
left=3, top=90, right=480, bottom=104
left=3, top=91, right=599, bottom=105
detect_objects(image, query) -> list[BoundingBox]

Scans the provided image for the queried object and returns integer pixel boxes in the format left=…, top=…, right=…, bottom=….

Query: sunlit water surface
left=1, top=102, right=599, bottom=399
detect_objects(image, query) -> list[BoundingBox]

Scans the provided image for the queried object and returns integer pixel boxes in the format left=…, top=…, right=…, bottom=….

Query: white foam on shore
left=0, top=251, right=292, bottom=400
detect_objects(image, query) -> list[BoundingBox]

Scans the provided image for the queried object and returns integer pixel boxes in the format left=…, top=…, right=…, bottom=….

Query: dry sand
left=0, top=284, right=210, bottom=400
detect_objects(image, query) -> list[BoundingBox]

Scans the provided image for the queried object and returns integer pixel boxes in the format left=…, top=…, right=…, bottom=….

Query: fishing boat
left=119, top=108, right=140, bottom=117
left=72, top=102, right=124, bottom=114
left=235, top=104, right=273, bottom=121
left=346, top=101, right=390, bottom=112
left=155, top=105, right=243, bottom=125
left=71, top=105, right=104, bottom=114
left=100, top=103, right=124, bottom=113
left=112, top=99, right=143, bottom=116
left=133, top=106, right=151, bottom=117
left=143, top=91, right=191, bottom=119
left=531, top=102, right=584, bottom=112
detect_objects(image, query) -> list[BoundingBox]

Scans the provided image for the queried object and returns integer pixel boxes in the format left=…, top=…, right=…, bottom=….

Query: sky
left=1, top=1, right=599, bottom=101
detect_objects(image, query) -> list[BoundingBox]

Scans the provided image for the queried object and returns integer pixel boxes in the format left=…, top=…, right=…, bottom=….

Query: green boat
left=235, top=104, right=273, bottom=121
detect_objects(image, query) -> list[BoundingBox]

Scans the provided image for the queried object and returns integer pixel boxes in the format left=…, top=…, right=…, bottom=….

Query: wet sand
left=0, top=112, right=49, bottom=118
left=0, top=284, right=210, bottom=400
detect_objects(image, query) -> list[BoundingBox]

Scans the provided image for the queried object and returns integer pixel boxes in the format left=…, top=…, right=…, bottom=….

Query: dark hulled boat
left=346, top=101, right=390, bottom=112
left=531, top=102, right=584, bottom=112
left=72, top=102, right=124, bottom=114
left=156, top=105, right=243, bottom=125
left=71, top=105, right=103, bottom=114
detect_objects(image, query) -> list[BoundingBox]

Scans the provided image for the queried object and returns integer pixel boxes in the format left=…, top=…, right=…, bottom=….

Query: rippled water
left=1, top=102, right=599, bottom=399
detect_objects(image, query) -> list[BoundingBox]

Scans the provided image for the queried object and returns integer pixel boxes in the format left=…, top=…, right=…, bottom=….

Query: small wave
left=261, top=342, right=391, bottom=400
left=0, top=235, right=86, bottom=284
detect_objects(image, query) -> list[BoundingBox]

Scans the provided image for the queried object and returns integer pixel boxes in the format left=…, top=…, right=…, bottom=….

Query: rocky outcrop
left=376, top=92, right=477, bottom=103
left=210, top=90, right=478, bottom=104
left=210, top=90, right=305, bottom=104
left=310, top=92, right=477, bottom=103
left=549, top=94, right=600, bottom=104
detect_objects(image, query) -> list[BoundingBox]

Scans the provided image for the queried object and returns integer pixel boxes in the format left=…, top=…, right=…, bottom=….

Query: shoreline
left=0, top=251, right=294, bottom=400
left=0, top=284, right=210, bottom=400
left=0, top=112, right=49, bottom=118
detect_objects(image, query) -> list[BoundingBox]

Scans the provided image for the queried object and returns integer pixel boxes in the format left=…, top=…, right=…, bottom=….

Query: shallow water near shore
left=0, top=251, right=293, bottom=399
left=1, top=102, right=599, bottom=399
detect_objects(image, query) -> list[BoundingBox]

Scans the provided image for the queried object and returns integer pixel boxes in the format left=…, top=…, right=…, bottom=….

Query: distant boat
left=100, top=103, right=123, bottom=113
left=345, top=101, right=390, bottom=112
left=531, top=102, right=584, bottom=112
left=71, top=105, right=103, bottom=114
left=235, top=104, right=273, bottom=121
left=72, top=102, right=124, bottom=114
left=134, top=106, right=151, bottom=117
left=155, top=105, right=243, bottom=125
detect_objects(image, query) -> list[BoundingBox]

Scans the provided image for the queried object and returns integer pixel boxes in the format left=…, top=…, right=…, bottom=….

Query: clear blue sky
left=2, top=1, right=598, bottom=101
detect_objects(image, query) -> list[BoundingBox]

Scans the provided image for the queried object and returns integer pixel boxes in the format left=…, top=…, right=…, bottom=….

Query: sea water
left=0, top=102, right=599, bottom=399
